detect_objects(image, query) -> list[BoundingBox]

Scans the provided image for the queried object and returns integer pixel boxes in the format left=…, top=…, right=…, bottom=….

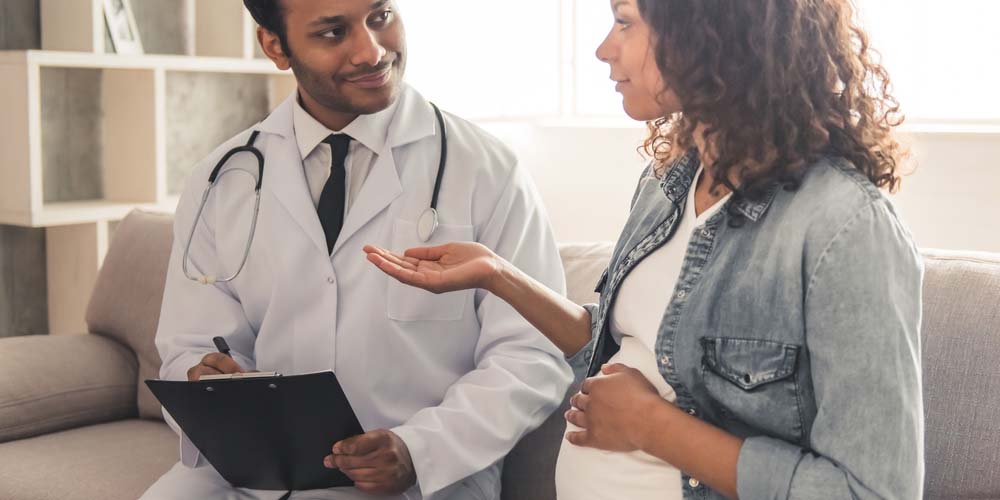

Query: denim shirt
left=566, top=150, right=925, bottom=499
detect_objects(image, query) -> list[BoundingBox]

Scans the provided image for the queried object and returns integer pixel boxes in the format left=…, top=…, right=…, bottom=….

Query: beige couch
left=0, top=210, right=998, bottom=500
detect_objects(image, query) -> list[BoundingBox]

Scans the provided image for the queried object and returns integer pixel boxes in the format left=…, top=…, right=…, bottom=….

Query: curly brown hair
left=638, top=0, right=908, bottom=201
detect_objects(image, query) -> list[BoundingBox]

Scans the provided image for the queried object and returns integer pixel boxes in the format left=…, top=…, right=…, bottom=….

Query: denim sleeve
left=737, top=199, right=925, bottom=500
left=564, top=303, right=600, bottom=383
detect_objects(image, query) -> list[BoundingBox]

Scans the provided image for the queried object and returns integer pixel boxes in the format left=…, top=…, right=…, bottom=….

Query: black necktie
left=317, top=134, right=352, bottom=254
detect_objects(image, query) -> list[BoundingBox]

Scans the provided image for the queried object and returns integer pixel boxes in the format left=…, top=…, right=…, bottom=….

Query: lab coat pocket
left=387, top=218, right=475, bottom=322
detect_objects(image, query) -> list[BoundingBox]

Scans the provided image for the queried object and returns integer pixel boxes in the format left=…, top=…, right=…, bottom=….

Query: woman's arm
left=364, top=243, right=593, bottom=357
left=489, top=257, right=593, bottom=357
left=638, top=392, right=743, bottom=499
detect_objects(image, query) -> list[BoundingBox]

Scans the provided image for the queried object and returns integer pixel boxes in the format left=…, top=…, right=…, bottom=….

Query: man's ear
left=258, top=26, right=291, bottom=71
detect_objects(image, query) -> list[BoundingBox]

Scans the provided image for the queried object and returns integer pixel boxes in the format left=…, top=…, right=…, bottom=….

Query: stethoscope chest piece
left=417, top=207, right=439, bottom=242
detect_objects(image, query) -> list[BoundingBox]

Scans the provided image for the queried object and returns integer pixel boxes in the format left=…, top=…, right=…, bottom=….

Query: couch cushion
left=0, top=419, right=178, bottom=500
left=86, top=210, right=174, bottom=420
left=920, top=249, right=1000, bottom=500
left=0, top=334, right=137, bottom=443
left=559, top=242, right=613, bottom=307
left=500, top=242, right=612, bottom=500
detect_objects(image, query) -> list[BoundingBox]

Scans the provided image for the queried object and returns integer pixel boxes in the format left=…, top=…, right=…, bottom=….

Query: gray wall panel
left=40, top=67, right=105, bottom=203
left=0, top=0, right=40, bottom=50
left=0, top=0, right=46, bottom=337
left=128, top=0, right=190, bottom=55
left=166, top=71, right=270, bottom=194
left=0, top=226, right=48, bottom=338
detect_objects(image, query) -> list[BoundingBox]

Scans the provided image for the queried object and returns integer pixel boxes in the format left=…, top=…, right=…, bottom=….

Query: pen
left=213, top=336, right=232, bottom=358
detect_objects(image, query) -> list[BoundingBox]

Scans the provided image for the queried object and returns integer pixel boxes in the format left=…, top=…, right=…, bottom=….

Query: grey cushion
left=921, top=250, right=1000, bottom=500
left=86, top=210, right=174, bottom=420
left=501, top=243, right=612, bottom=500
left=0, top=419, right=178, bottom=500
left=0, top=334, right=137, bottom=443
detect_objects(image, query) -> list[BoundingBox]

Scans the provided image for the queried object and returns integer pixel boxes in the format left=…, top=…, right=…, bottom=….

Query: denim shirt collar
left=660, top=149, right=781, bottom=223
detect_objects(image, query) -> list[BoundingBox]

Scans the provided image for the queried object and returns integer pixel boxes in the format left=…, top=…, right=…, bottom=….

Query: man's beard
left=289, top=55, right=404, bottom=116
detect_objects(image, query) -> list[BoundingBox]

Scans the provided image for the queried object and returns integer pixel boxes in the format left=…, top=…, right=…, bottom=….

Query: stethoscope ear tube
left=428, top=103, right=448, bottom=214
left=184, top=103, right=448, bottom=284
left=208, top=131, right=265, bottom=191
left=183, top=131, right=265, bottom=285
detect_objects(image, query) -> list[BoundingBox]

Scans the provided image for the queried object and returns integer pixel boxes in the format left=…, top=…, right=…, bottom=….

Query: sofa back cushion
left=86, top=210, right=174, bottom=420
left=920, top=250, right=1000, bottom=499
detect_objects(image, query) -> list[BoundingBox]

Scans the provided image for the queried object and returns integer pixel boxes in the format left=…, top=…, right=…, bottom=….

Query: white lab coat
left=150, top=85, right=572, bottom=500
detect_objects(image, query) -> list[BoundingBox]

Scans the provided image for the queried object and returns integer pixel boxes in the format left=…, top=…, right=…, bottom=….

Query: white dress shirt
left=556, top=168, right=731, bottom=500
left=293, top=93, right=401, bottom=212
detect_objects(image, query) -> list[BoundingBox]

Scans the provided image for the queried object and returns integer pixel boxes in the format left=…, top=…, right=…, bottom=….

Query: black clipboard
left=146, top=371, right=364, bottom=491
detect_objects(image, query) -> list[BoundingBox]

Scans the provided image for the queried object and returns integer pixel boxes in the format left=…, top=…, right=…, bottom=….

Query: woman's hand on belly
left=564, top=363, right=669, bottom=452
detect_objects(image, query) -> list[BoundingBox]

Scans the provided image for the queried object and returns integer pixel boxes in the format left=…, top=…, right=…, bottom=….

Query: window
left=857, top=0, right=1000, bottom=123
left=402, top=1, right=1000, bottom=124
left=401, top=0, right=563, bottom=119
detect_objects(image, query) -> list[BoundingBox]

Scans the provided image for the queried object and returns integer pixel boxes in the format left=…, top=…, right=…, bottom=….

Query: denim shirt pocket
left=700, top=337, right=805, bottom=442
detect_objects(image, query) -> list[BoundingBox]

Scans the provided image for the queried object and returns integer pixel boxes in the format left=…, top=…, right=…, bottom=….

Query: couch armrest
left=0, top=334, right=138, bottom=444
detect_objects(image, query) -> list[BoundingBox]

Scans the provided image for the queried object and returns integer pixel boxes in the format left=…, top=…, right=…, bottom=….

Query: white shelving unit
left=1, top=1, right=295, bottom=335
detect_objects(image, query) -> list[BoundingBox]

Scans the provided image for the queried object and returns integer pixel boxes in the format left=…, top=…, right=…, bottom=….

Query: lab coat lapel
left=259, top=95, right=329, bottom=256
left=331, top=149, right=402, bottom=256
left=329, top=85, right=437, bottom=256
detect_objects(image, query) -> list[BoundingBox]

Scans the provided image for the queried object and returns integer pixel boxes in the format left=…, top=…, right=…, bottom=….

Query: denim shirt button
left=687, top=408, right=697, bottom=416
left=688, top=478, right=701, bottom=488
left=701, top=228, right=711, bottom=238
left=677, top=290, right=687, bottom=299
left=659, top=354, right=669, bottom=365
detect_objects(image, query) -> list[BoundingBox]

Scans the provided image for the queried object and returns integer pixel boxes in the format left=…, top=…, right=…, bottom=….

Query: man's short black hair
left=243, top=0, right=290, bottom=53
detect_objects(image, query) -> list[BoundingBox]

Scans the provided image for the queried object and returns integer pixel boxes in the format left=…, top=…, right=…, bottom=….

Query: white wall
left=481, top=123, right=1000, bottom=253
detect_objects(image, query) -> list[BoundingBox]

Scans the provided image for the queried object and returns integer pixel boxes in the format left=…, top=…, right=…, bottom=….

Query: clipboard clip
left=199, top=371, right=283, bottom=381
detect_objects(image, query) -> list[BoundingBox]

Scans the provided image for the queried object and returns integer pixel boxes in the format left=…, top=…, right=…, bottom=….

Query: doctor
left=141, top=0, right=572, bottom=499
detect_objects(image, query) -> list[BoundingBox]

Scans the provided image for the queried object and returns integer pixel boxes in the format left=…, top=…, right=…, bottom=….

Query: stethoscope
left=183, top=102, right=449, bottom=285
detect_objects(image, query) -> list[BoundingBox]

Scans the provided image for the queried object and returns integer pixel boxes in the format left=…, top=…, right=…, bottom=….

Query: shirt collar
left=660, top=148, right=780, bottom=223
left=292, top=92, right=399, bottom=160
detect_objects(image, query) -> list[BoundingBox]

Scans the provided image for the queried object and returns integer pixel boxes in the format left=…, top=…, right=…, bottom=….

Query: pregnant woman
left=366, top=0, right=924, bottom=498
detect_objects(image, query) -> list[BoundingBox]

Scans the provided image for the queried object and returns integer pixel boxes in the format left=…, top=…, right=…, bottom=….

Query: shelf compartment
left=37, top=66, right=159, bottom=208
left=0, top=50, right=292, bottom=228
left=42, top=0, right=261, bottom=58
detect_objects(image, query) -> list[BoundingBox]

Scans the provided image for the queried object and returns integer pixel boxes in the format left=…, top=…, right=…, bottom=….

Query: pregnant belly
left=554, top=338, right=682, bottom=500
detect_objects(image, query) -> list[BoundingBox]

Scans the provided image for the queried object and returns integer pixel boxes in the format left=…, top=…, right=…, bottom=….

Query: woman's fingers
left=565, top=430, right=590, bottom=447
left=570, top=392, right=590, bottom=411
left=565, top=408, right=588, bottom=429
left=367, top=253, right=427, bottom=287
left=381, top=250, right=420, bottom=271
left=364, top=246, right=419, bottom=271
left=403, top=245, right=449, bottom=261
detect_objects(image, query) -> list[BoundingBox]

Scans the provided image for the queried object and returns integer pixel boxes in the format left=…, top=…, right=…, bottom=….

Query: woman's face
left=596, top=0, right=680, bottom=121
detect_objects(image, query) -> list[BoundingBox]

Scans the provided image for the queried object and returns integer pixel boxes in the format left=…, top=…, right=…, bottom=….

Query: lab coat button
left=327, top=276, right=335, bottom=284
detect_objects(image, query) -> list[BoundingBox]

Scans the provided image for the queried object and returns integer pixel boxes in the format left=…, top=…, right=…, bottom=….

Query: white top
left=292, top=93, right=400, bottom=212
left=555, top=168, right=731, bottom=499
